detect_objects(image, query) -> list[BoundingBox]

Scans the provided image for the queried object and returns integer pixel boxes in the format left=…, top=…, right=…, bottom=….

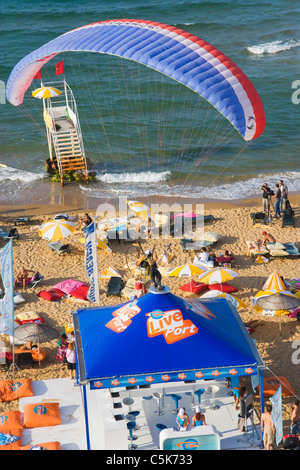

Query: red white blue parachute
left=6, top=19, right=265, bottom=141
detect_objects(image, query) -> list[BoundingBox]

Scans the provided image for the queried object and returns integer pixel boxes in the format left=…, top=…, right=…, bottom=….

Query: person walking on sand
left=261, top=404, right=276, bottom=450
left=279, top=179, right=288, bottom=212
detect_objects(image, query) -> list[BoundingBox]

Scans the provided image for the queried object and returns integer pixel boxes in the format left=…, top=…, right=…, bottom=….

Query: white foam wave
left=0, top=166, right=45, bottom=183
left=80, top=170, right=300, bottom=201
left=96, top=171, right=171, bottom=184
left=247, top=39, right=300, bottom=55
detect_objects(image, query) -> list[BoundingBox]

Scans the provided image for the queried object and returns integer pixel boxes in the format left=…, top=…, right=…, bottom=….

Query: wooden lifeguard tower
left=42, top=80, right=89, bottom=186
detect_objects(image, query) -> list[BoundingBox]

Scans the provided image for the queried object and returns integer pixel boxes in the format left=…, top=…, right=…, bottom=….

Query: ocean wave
left=96, top=171, right=171, bottom=184
left=80, top=170, right=300, bottom=201
left=247, top=39, right=300, bottom=55
left=0, top=166, right=45, bottom=183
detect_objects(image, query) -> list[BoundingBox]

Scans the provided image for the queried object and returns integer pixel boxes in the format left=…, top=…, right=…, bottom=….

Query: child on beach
left=65, top=342, right=76, bottom=379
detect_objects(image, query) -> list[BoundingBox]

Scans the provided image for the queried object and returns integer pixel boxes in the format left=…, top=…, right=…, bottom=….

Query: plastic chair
left=153, top=392, right=165, bottom=416
left=169, top=394, right=182, bottom=414
left=206, top=385, right=220, bottom=410
left=127, top=421, right=138, bottom=449
left=193, top=388, right=205, bottom=410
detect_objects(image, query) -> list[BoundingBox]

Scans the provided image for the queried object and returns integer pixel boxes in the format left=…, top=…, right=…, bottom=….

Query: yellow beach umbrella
left=167, top=264, right=207, bottom=277
left=78, top=238, right=112, bottom=253
left=32, top=86, right=62, bottom=99
left=38, top=219, right=76, bottom=242
left=252, top=289, right=296, bottom=316
left=201, top=290, right=247, bottom=309
left=127, top=200, right=155, bottom=221
left=198, top=267, right=239, bottom=285
left=262, top=271, right=286, bottom=291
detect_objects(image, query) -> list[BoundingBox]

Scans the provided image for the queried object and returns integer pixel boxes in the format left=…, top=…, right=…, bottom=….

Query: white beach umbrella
left=32, top=86, right=62, bottom=99
left=38, top=219, right=76, bottom=242
left=198, top=267, right=239, bottom=285
left=127, top=200, right=155, bottom=221
left=201, top=290, right=247, bottom=309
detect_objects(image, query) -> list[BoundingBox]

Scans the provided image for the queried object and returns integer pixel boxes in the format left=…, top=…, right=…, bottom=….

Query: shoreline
left=4, top=190, right=300, bottom=217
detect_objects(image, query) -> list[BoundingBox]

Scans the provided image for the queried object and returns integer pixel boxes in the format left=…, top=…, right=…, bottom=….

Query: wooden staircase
left=55, top=128, right=88, bottom=178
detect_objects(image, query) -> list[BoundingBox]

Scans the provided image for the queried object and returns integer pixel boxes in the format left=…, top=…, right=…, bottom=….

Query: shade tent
left=73, top=287, right=264, bottom=389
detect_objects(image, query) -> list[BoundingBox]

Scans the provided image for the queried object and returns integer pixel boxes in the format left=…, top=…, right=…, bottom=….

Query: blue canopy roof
left=73, top=287, right=264, bottom=389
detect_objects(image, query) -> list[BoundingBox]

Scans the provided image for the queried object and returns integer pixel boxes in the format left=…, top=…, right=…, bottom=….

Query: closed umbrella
left=14, top=323, right=59, bottom=366
left=198, top=267, right=239, bottom=285
left=32, top=86, right=62, bottom=99
left=257, top=293, right=300, bottom=333
left=39, top=219, right=76, bottom=242
left=167, top=264, right=207, bottom=277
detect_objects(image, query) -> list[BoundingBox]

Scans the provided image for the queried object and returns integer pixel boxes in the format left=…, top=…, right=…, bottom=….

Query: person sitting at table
left=176, top=407, right=190, bottom=430
left=192, top=406, right=206, bottom=426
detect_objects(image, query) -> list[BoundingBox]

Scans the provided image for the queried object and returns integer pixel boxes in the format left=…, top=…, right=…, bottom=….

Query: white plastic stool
left=153, top=392, right=165, bottom=416
left=206, top=385, right=220, bottom=410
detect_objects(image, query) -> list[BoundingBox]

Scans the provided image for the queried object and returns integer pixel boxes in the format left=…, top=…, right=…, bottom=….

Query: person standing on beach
left=261, top=404, right=276, bottom=450
left=279, top=180, right=288, bottom=212
left=272, top=184, right=281, bottom=218
left=65, top=342, right=76, bottom=380
left=260, top=183, right=272, bottom=214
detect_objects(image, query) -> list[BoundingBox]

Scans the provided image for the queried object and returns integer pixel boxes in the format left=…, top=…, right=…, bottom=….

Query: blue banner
left=0, top=240, right=14, bottom=336
left=270, top=385, right=283, bottom=446
left=84, top=221, right=100, bottom=305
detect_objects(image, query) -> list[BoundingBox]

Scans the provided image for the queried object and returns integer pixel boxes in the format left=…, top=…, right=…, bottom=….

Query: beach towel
left=52, top=279, right=88, bottom=294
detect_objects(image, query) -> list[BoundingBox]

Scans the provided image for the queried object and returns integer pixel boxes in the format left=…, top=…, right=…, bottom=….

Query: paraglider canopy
left=6, top=19, right=265, bottom=141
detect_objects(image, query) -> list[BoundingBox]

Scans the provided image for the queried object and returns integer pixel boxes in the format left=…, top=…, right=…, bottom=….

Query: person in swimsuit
left=176, top=408, right=190, bottom=429
left=192, top=406, right=206, bottom=426
left=14, top=267, right=35, bottom=289
left=261, top=404, right=276, bottom=450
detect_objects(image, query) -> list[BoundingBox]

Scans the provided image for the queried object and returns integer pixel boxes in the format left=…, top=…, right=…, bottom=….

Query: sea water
left=0, top=0, right=299, bottom=205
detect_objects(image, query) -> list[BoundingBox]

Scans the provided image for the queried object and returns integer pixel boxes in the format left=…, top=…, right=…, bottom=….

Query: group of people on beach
left=260, top=179, right=289, bottom=219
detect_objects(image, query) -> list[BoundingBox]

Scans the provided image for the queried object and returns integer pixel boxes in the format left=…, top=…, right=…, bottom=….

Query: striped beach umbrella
left=262, top=271, right=286, bottom=291
left=32, top=86, right=62, bottom=99
left=198, top=267, right=239, bottom=285
left=252, top=289, right=297, bottom=316
left=201, top=290, right=247, bottom=309
left=78, top=237, right=112, bottom=253
left=167, top=264, right=207, bottom=277
left=38, top=219, right=76, bottom=242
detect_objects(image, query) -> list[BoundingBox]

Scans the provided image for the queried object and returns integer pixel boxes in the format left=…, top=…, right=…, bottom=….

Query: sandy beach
left=1, top=193, right=300, bottom=435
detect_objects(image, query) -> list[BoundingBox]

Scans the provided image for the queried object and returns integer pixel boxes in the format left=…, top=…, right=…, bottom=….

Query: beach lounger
left=48, top=242, right=71, bottom=255
left=0, top=228, right=20, bottom=240
left=250, top=212, right=266, bottom=225
left=282, top=210, right=295, bottom=228
left=180, top=238, right=214, bottom=252
left=14, top=217, right=31, bottom=226
left=106, top=276, right=124, bottom=297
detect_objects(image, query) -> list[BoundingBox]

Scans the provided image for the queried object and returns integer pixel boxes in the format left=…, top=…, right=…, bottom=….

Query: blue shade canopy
left=73, top=287, right=264, bottom=389
left=6, top=19, right=265, bottom=141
